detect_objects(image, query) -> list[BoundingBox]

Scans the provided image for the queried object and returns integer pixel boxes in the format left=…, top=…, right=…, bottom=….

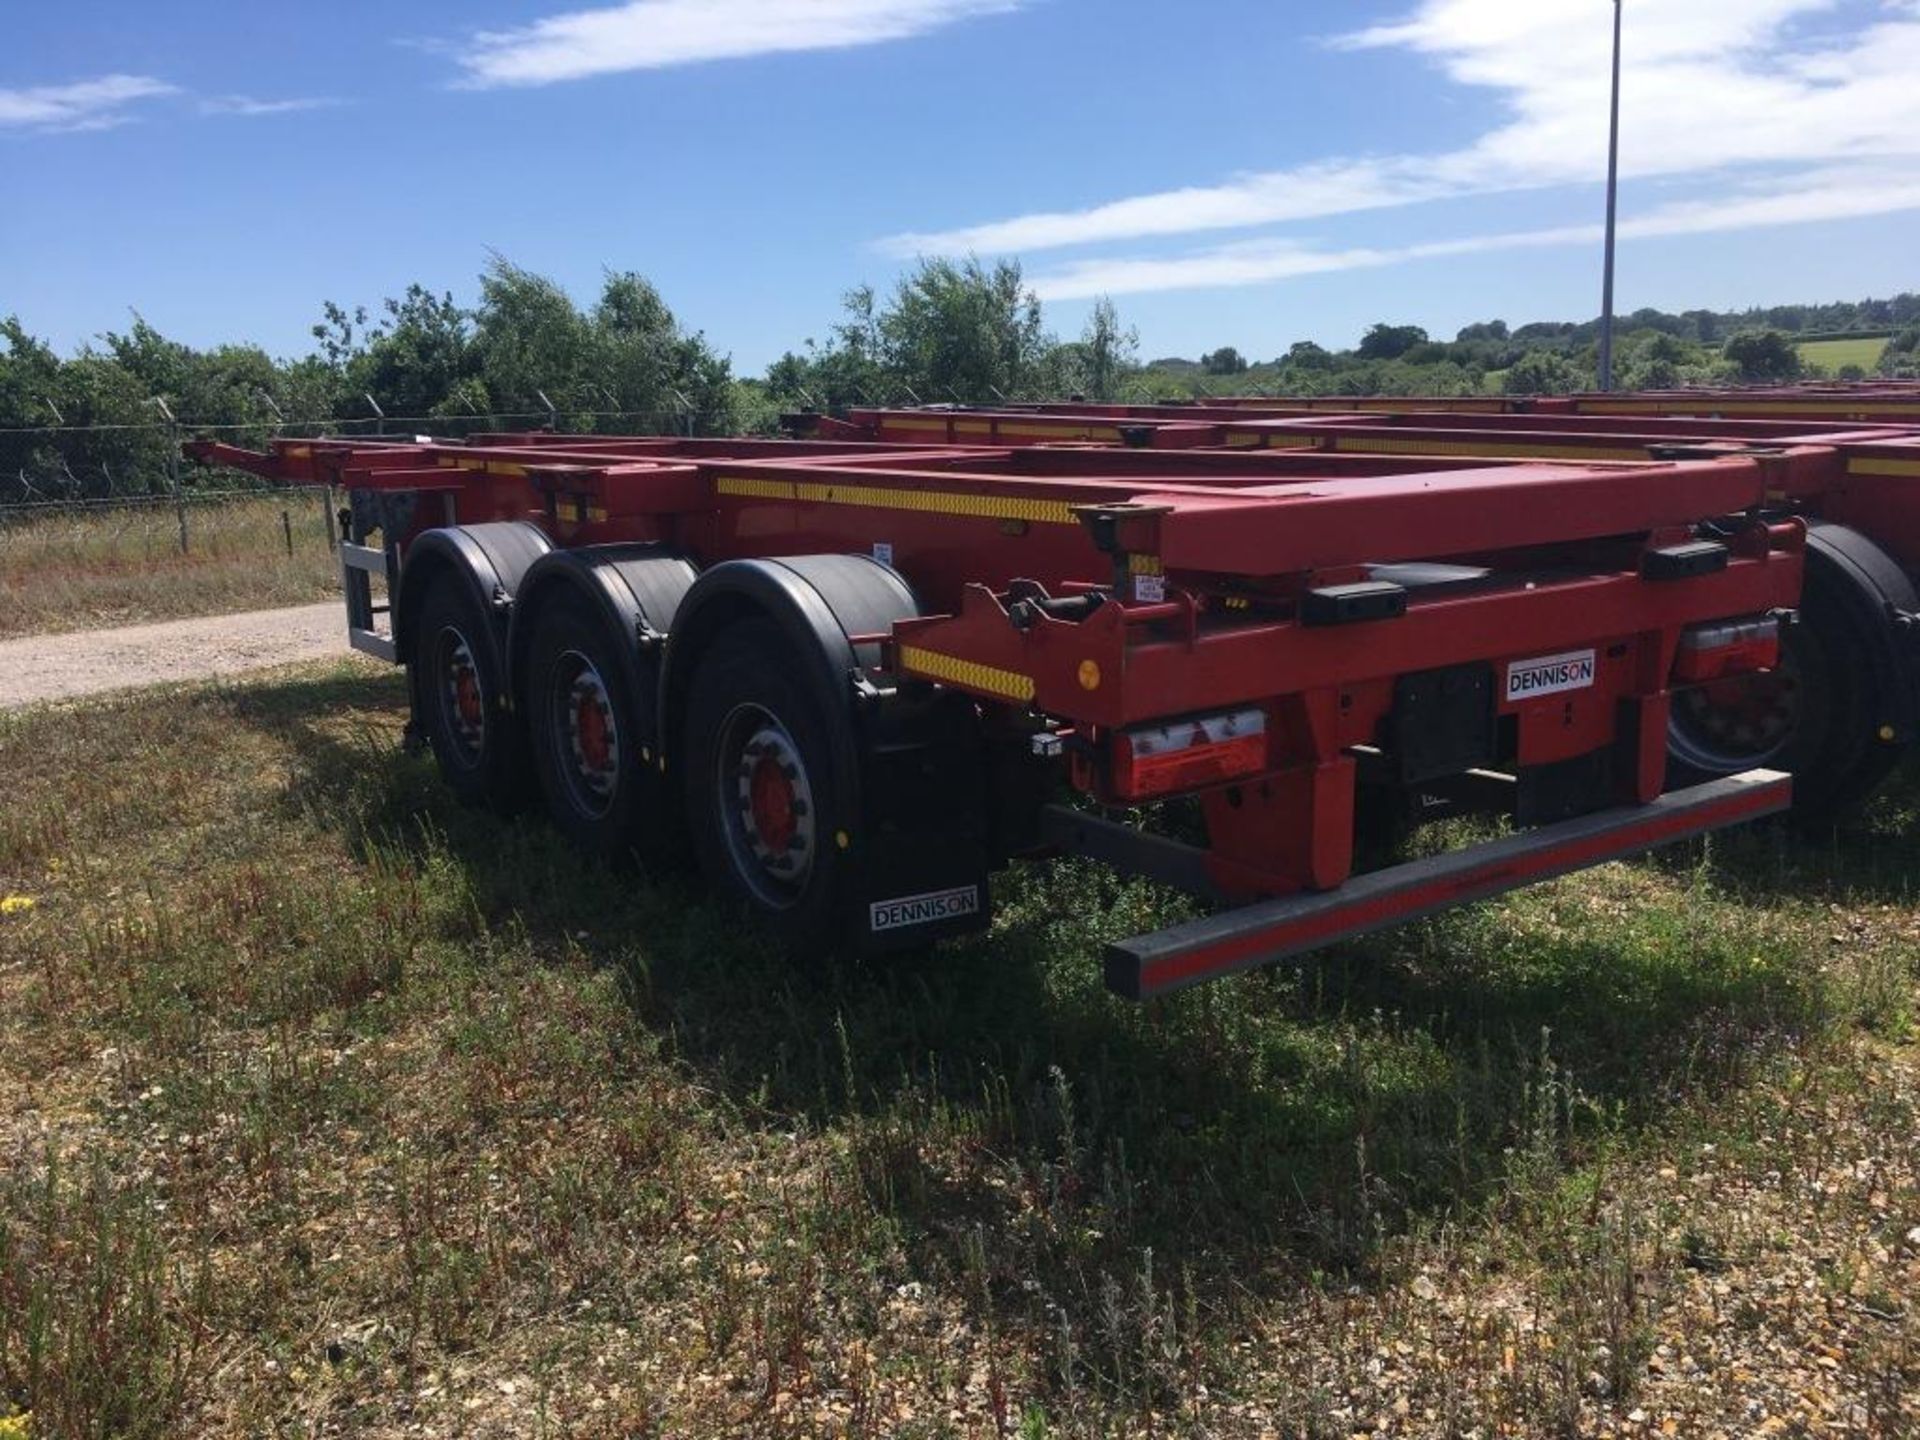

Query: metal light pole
left=1597, top=0, right=1624, bottom=392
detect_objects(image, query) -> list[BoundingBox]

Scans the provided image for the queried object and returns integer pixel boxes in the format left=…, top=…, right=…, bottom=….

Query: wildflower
left=0, top=895, right=36, bottom=916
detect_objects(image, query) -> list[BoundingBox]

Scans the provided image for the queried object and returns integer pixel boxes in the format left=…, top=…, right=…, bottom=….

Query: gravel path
left=0, top=602, right=360, bottom=710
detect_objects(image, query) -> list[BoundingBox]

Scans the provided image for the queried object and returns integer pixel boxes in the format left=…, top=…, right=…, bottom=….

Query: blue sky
left=4, top=0, right=1919, bottom=374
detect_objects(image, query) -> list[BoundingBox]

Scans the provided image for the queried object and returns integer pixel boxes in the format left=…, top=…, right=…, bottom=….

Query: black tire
left=682, top=619, right=852, bottom=954
left=1668, top=525, right=1916, bottom=821
left=412, top=577, right=528, bottom=809
left=525, top=592, right=680, bottom=866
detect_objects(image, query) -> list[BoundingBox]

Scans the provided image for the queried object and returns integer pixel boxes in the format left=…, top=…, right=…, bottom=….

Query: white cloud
left=199, top=95, right=345, bottom=117
left=1027, top=166, right=1920, bottom=301
left=0, top=74, right=177, bottom=133
left=884, top=0, right=1920, bottom=260
left=450, top=0, right=1022, bottom=87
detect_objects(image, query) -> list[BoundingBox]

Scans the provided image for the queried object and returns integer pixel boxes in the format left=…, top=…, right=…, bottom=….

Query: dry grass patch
left=0, top=494, right=338, bottom=638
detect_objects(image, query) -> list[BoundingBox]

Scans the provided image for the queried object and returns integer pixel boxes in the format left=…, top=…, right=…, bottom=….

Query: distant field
left=1797, top=335, right=1890, bottom=372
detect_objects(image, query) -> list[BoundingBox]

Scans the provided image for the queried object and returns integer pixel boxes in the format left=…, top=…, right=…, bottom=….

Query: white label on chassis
left=1506, top=648, right=1597, bottom=701
left=870, top=885, right=981, bottom=932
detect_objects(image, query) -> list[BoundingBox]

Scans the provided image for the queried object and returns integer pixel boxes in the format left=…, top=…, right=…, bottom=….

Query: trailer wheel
left=525, top=593, right=677, bottom=864
left=414, top=578, right=524, bottom=808
left=1668, top=524, right=1916, bottom=820
left=683, top=619, right=848, bottom=952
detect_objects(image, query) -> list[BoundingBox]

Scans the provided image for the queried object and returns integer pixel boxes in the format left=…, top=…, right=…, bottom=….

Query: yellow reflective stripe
left=1128, top=553, right=1164, bottom=575
left=434, top=456, right=526, bottom=476
left=1849, top=458, right=1920, bottom=477
left=1582, top=400, right=1920, bottom=418
left=993, top=422, right=1126, bottom=441
left=715, top=475, right=1079, bottom=525
left=885, top=416, right=1127, bottom=441
left=1331, top=436, right=1648, bottom=461
left=897, top=646, right=1036, bottom=703
left=716, top=476, right=799, bottom=502
left=1224, top=430, right=1318, bottom=448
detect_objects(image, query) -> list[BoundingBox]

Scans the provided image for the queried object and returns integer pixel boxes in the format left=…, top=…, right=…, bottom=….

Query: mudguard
left=664, top=556, right=989, bottom=952
left=506, top=544, right=700, bottom=750
left=393, top=521, right=553, bottom=670
left=659, top=554, right=917, bottom=771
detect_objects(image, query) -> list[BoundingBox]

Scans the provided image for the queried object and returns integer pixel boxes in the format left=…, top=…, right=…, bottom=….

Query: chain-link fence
left=0, top=404, right=722, bottom=504
left=0, top=406, right=724, bottom=638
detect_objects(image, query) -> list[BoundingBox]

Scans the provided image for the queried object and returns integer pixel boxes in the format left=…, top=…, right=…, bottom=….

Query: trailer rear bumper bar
left=1101, top=768, right=1790, bottom=1001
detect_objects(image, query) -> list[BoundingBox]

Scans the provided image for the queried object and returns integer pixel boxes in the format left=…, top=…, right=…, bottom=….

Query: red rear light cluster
left=1673, top=615, right=1782, bottom=684
left=1111, top=708, right=1268, bottom=800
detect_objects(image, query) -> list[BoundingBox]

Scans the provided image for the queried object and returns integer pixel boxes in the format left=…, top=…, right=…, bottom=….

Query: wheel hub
left=722, top=713, right=816, bottom=902
left=552, top=652, right=621, bottom=818
left=749, top=753, right=799, bottom=853
left=1670, top=659, right=1799, bottom=767
left=436, top=627, right=486, bottom=764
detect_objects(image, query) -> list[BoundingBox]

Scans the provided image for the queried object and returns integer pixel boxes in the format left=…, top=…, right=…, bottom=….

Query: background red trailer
left=805, top=391, right=1920, bottom=821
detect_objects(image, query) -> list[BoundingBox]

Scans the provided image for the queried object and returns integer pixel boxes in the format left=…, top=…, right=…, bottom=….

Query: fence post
left=172, top=423, right=187, bottom=553
left=149, top=397, right=187, bottom=554
left=321, top=483, right=338, bottom=551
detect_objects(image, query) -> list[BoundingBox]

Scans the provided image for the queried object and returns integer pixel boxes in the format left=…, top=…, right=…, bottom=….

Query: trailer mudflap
left=1104, top=768, right=1790, bottom=1001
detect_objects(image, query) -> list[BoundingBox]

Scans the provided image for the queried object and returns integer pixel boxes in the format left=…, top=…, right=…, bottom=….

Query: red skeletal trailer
left=190, top=416, right=1805, bottom=998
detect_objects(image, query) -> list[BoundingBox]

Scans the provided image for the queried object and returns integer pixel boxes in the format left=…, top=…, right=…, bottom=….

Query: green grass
left=1, top=663, right=1917, bottom=1436
left=1796, top=336, right=1891, bottom=373
left=0, top=493, right=339, bottom=639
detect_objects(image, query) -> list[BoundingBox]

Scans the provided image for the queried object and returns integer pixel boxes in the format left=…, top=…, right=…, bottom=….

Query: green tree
left=357, top=287, right=477, bottom=421
left=876, top=257, right=1050, bottom=402
left=1357, top=323, right=1428, bottom=361
left=592, top=270, right=736, bottom=432
left=1283, top=340, right=1335, bottom=371
left=472, top=258, right=597, bottom=419
left=765, top=285, right=889, bottom=412
left=0, top=318, right=67, bottom=497
left=1502, top=350, right=1586, bottom=396
left=1201, top=345, right=1248, bottom=376
left=0, top=319, right=172, bottom=498
left=1073, top=298, right=1138, bottom=401
left=1880, top=327, right=1920, bottom=378
left=1615, top=331, right=1711, bottom=390
left=468, top=258, right=735, bottom=432
left=1722, top=329, right=1802, bottom=383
